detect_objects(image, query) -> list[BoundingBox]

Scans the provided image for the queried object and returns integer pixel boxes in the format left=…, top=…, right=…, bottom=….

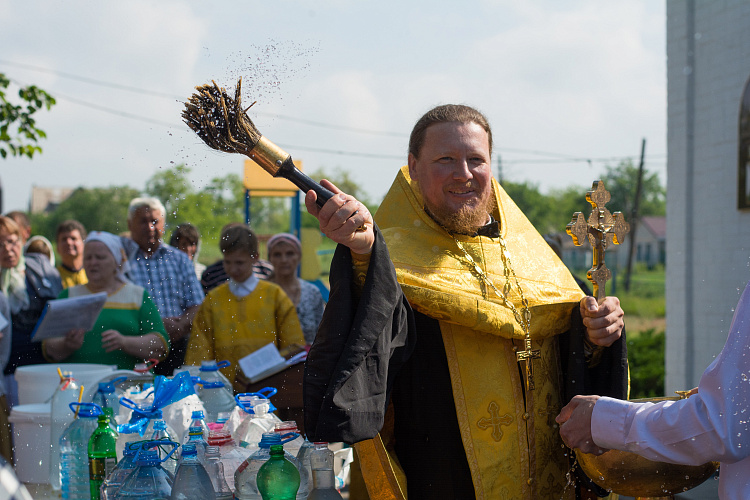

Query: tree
left=30, top=185, right=141, bottom=239
left=601, top=160, right=666, bottom=217
left=0, top=73, right=56, bottom=158
left=500, top=180, right=559, bottom=234
left=302, top=167, right=378, bottom=229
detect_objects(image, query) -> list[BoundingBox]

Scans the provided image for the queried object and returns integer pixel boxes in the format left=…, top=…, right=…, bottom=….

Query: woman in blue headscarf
left=44, top=231, right=170, bottom=369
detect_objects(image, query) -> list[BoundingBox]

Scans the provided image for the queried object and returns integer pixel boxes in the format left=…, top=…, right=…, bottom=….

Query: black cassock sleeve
left=304, top=225, right=416, bottom=443
left=304, top=224, right=629, bottom=448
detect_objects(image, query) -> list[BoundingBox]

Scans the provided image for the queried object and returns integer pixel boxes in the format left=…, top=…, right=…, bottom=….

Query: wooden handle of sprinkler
left=276, top=157, right=334, bottom=208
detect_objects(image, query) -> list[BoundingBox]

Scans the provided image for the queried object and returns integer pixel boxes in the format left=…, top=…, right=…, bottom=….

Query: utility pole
left=624, top=138, right=646, bottom=292
left=496, top=155, right=503, bottom=183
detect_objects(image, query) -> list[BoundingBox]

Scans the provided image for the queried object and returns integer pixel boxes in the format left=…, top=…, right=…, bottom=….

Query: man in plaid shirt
left=123, top=197, right=204, bottom=376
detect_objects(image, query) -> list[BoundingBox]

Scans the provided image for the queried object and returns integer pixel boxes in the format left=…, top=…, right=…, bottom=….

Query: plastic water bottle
left=257, top=444, right=300, bottom=500
left=207, top=428, right=247, bottom=492
left=234, top=433, right=300, bottom=500
left=101, top=441, right=140, bottom=500
left=92, top=377, right=127, bottom=425
left=205, top=446, right=233, bottom=500
left=307, top=444, right=343, bottom=500
left=114, top=440, right=177, bottom=499
left=170, top=443, right=216, bottom=500
left=185, top=410, right=210, bottom=443
left=234, top=392, right=281, bottom=449
left=195, top=361, right=236, bottom=423
left=59, top=403, right=102, bottom=500
left=295, top=439, right=316, bottom=499
left=273, top=422, right=308, bottom=498
left=50, top=371, right=81, bottom=490
left=88, top=414, right=118, bottom=500
left=151, top=419, right=177, bottom=475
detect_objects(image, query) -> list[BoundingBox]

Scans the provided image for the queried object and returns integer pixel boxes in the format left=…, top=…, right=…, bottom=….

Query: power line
left=2, top=60, right=668, bottom=164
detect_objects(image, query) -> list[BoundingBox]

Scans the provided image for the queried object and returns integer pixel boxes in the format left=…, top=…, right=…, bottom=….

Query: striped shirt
left=124, top=240, right=204, bottom=318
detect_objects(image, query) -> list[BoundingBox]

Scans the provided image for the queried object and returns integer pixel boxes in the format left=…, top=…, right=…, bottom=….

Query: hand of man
left=101, top=329, right=127, bottom=353
left=580, top=296, right=624, bottom=347
left=305, top=179, right=375, bottom=255
left=556, top=394, right=608, bottom=455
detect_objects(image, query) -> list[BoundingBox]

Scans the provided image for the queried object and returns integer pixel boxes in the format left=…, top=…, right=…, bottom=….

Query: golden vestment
left=372, top=166, right=585, bottom=499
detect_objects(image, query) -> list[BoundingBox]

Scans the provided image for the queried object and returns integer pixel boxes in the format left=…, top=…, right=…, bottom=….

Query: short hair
left=55, top=219, right=87, bottom=241
left=408, top=104, right=493, bottom=159
left=219, top=224, right=258, bottom=256
left=4, top=211, right=30, bottom=232
left=170, top=223, right=201, bottom=247
left=0, top=216, right=21, bottom=238
left=127, top=197, right=166, bottom=221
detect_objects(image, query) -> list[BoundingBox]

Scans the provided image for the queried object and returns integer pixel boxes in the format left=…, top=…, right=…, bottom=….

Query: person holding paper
left=43, top=231, right=170, bottom=369
left=185, top=224, right=304, bottom=392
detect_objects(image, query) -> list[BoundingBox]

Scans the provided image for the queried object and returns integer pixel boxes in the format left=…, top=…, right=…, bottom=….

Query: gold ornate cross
left=517, top=337, right=541, bottom=391
left=477, top=401, right=513, bottom=442
left=566, top=180, right=630, bottom=301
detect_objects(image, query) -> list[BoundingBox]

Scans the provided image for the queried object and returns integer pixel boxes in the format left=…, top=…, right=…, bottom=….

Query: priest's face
left=408, top=121, right=493, bottom=233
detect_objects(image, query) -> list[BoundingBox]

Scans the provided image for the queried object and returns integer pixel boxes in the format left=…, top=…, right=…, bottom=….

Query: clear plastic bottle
left=101, top=441, right=140, bottom=500
left=234, top=393, right=281, bottom=449
left=295, top=439, right=316, bottom=499
left=59, top=402, right=101, bottom=500
left=234, top=433, right=300, bottom=500
left=50, top=371, right=81, bottom=490
left=185, top=410, right=210, bottom=444
left=205, top=446, right=233, bottom=500
left=113, top=441, right=176, bottom=500
left=116, top=401, right=176, bottom=461
left=92, top=377, right=127, bottom=426
left=195, top=361, right=236, bottom=423
left=151, top=419, right=177, bottom=475
left=257, top=444, right=300, bottom=500
left=207, top=429, right=248, bottom=492
left=88, top=414, right=118, bottom=500
left=307, top=444, right=343, bottom=500
left=170, top=443, right=216, bottom=500
left=273, top=422, right=308, bottom=498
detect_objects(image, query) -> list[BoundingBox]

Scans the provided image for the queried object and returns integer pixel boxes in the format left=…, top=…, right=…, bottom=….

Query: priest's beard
left=423, top=187, right=495, bottom=235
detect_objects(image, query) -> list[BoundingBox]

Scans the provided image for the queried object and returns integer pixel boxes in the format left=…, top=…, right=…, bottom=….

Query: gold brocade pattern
left=372, top=167, right=583, bottom=499
left=374, top=167, right=585, bottom=340
left=441, top=323, right=574, bottom=500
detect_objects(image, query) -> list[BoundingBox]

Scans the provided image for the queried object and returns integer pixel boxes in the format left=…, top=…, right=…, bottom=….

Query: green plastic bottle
left=88, top=413, right=118, bottom=500
left=257, top=444, right=300, bottom=500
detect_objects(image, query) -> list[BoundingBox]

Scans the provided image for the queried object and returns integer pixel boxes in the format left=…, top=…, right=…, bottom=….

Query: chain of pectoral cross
left=453, top=236, right=541, bottom=391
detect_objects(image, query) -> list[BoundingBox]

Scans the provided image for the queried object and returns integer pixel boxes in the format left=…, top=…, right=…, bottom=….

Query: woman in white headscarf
left=44, top=231, right=170, bottom=369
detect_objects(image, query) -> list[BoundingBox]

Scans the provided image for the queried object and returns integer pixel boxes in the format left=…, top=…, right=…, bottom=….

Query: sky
left=0, top=0, right=666, bottom=215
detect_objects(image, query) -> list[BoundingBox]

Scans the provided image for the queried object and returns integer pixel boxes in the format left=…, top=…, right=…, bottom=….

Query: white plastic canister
left=8, top=403, right=51, bottom=484
left=15, top=363, right=117, bottom=405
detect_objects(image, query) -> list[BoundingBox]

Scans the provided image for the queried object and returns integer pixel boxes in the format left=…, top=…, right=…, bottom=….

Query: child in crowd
left=184, top=224, right=304, bottom=391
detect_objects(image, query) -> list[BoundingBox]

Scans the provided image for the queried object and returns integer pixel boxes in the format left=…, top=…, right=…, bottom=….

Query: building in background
left=666, top=0, right=750, bottom=392
left=29, top=186, right=74, bottom=214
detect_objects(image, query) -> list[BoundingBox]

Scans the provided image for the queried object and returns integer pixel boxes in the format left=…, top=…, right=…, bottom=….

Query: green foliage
left=627, top=329, right=665, bottom=399
left=0, top=73, right=56, bottom=159
left=601, top=160, right=666, bottom=217
left=30, top=185, right=140, bottom=239
left=615, top=265, right=667, bottom=317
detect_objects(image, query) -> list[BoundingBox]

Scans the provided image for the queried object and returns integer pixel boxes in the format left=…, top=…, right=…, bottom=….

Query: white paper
left=30, top=292, right=108, bottom=341
left=238, top=342, right=286, bottom=381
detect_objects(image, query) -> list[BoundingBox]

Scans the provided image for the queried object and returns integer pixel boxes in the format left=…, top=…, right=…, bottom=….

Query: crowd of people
left=0, top=201, right=325, bottom=463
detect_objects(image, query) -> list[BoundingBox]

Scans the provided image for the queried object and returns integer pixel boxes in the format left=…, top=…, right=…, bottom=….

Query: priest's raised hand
left=304, top=179, right=375, bottom=256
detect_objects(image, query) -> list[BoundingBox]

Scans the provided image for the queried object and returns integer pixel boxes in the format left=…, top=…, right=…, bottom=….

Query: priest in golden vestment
left=303, top=105, right=628, bottom=500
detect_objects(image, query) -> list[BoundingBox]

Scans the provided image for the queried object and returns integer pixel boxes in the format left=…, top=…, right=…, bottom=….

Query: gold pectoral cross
left=517, top=337, right=541, bottom=391
left=566, top=180, right=630, bottom=301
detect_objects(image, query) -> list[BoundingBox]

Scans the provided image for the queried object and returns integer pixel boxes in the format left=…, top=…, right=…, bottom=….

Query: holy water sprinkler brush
left=182, top=78, right=335, bottom=208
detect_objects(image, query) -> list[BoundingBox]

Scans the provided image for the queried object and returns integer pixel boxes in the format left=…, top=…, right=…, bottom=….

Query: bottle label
left=236, top=460, right=248, bottom=474
left=89, top=456, right=117, bottom=481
